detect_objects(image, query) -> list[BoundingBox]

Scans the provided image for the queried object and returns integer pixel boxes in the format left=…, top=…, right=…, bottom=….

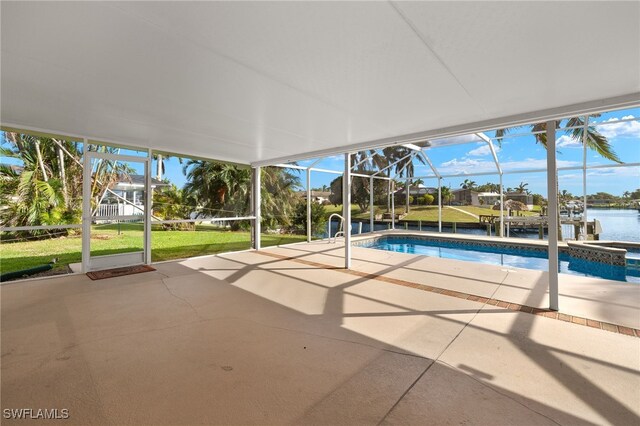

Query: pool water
left=360, top=237, right=640, bottom=284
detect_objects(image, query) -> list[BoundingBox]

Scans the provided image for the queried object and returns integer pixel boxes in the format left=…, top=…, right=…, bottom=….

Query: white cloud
left=556, top=135, right=581, bottom=148
left=438, top=157, right=579, bottom=175
left=467, top=143, right=500, bottom=157
left=558, top=167, right=640, bottom=186
left=429, top=134, right=482, bottom=147
left=594, top=115, right=640, bottom=139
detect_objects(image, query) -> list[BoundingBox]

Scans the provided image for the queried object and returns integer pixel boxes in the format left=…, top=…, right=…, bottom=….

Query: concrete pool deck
left=1, top=239, right=639, bottom=424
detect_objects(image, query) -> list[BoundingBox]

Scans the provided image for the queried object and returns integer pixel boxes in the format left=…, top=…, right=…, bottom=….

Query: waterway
left=328, top=208, right=640, bottom=242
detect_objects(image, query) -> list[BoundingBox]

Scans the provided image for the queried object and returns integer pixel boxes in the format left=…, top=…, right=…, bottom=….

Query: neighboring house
left=505, top=192, right=534, bottom=209
left=298, top=190, right=331, bottom=204
left=451, top=188, right=479, bottom=206
left=97, top=175, right=168, bottom=217
left=452, top=189, right=533, bottom=209
left=477, top=192, right=500, bottom=206
left=395, top=184, right=437, bottom=197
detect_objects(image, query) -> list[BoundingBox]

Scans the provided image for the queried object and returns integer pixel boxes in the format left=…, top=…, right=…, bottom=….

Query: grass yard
left=1, top=223, right=306, bottom=277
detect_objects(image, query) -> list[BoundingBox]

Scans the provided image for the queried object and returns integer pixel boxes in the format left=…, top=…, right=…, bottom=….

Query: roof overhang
left=1, top=2, right=638, bottom=165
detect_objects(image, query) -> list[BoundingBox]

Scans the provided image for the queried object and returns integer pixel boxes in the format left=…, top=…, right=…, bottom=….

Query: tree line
left=1, top=116, right=626, bottom=241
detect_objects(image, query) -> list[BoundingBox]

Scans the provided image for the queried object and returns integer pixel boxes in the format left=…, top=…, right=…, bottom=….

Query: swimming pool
left=358, top=236, right=640, bottom=284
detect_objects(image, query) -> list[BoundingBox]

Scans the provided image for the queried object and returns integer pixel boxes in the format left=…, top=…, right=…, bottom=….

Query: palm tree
left=353, top=145, right=428, bottom=178
left=495, top=116, right=621, bottom=163
left=0, top=143, right=64, bottom=234
left=460, top=179, right=476, bottom=190
left=496, top=116, right=622, bottom=241
left=1, top=133, right=87, bottom=233
left=559, top=190, right=574, bottom=207
left=153, top=153, right=183, bottom=180
left=181, top=161, right=300, bottom=231
left=182, top=160, right=251, bottom=218
left=152, top=184, right=193, bottom=229
left=516, top=182, right=529, bottom=194
left=351, top=148, right=427, bottom=214
left=260, top=166, right=301, bottom=229
left=439, top=186, right=452, bottom=205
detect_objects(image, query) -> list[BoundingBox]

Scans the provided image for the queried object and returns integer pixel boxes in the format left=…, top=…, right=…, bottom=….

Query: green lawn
left=323, top=204, right=540, bottom=222
left=1, top=224, right=306, bottom=275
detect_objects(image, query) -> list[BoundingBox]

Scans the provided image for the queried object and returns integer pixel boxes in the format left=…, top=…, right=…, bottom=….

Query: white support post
left=438, top=178, right=442, bottom=232
left=582, top=115, right=589, bottom=240
left=387, top=179, right=391, bottom=211
left=405, top=178, right=410, bottom=215
left=546, top=121, right=559, bottom=311
left=482, top=135, right=504, bottom=238
left=81, top=139, right=91, bottom=273
left=144, top=150, right=152, bottom=264
left=252, top=167, right=261, bottom=250
left=306, top=168, right=312, bottom=243
left=344, top=153, right=352, bottom=269
left=391, top=180, right=395, bottom=230
left=369, top=176, right=374, bottom=233
left=499, top=174, right=504, bottom=238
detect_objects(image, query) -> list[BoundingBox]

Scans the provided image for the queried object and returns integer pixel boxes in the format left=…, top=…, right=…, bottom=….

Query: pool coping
left=351, top=230, right=632, bottom=267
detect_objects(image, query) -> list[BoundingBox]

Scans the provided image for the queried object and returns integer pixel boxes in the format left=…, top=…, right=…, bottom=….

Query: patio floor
left=2, top=240, right=639, bottom=425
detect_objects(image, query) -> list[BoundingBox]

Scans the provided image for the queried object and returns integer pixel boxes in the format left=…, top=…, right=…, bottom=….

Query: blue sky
left=293, top=107, right=640, bottom=196
left=2, top=108, right=639, bottom=197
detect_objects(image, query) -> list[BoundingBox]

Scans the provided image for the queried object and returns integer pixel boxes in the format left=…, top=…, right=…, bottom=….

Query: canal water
left=589, top=208, right=640, bottom=242
left=327, top=208, right=640, bottom=242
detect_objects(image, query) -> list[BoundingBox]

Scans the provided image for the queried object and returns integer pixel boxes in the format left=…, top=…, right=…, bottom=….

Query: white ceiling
left=1, top=1, right=639, bottom=165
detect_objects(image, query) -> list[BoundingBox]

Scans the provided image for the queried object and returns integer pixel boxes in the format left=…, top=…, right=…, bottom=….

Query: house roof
left=297, top=191, right=331, bottom=198
left=114, top=175, right=168, bottom=187
left=1, top=2, right=638, bottom=166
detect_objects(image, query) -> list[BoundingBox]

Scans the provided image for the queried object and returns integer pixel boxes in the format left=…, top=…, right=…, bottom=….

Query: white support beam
left=391, top=152, right=417, bottom=180
left=440, top=171, right=500, bottom=179
left=546, top=121, right=559, bottom=311
left=406, top=177, right=410, bottom=215
left=499, top=174, right=504, bottom=238
left=482, top=136, right=503, bottom=176
left=274, top=163, right=307, bottom=170
left=252, top=167, right=261, bottom=250
left=391, top=180, right=395, bottom=230
left=481, top=133, right=503, bottom=237
left=310, top=168, right=342, bottom=175
left=582, top=115, right=589, bottom=240
left=438, top=178, right=442, bottom=232
left=387, top=179, right=391, bottom=212
left=369, top=175, right=374, bottom=234
left=81, top=138, right=91, bottom=273
left=351, top=149, right=381, bottom=170
left=152, top=216, right=256, bottom=224
left=145, top=150, right=152, bottom=264
left=373, top=152, right=414, bottom=176
left=1, top=224, right=82, bottom=232
left=418, top=150, right=441, bottom=179
left=306, top=168, right=312, bottom=243
left=307, top=157, right=324, bottom=169
left=343, top=153, right=352, bottom=269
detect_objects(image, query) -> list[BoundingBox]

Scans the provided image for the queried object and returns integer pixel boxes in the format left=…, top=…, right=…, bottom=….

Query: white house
left=96, top=175, right=168, bottom=217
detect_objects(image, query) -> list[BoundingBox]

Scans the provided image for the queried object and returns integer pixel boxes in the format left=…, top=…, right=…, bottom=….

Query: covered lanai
left=1, top=2, right=639, bottom=425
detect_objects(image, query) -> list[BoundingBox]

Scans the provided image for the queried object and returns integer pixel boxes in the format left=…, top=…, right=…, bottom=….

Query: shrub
left=292, top=201, right=327, bottom=235
left=422, top=194, right=434, bottom=205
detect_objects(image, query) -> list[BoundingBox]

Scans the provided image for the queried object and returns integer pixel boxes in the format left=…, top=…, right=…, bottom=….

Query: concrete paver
left=2, top=244, right=639, bottom=425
